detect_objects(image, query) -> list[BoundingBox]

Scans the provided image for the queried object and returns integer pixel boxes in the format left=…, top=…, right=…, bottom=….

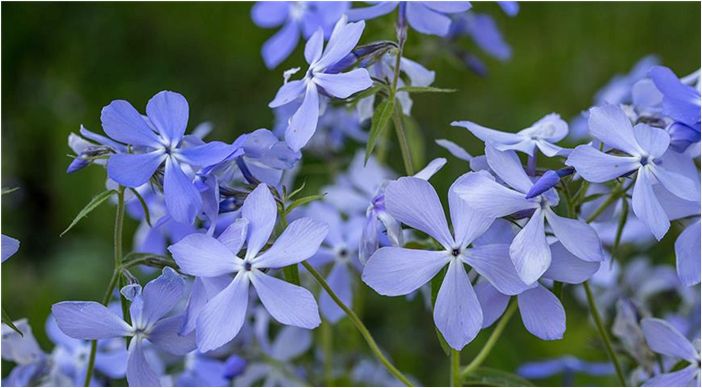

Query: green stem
left=301, top=261, right=414, bottom=387
left=585, top=180, right=633, bottom=223
left=461, top=301, right=517, bottom=377
left=583, top=281, right=627, bottom=386
left=322, top=320, right=334, bottom=386
left=83, top=187, right=127, bottom=387
left=450, top=349, right=461, bottom=387
left=389, top=32, right=414, bottom=176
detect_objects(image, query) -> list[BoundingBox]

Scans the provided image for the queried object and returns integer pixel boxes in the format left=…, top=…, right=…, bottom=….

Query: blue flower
left=101, top=91, right=238, bottom=224
left=347, top=2, right=472, bottom=37
left=566, top=104, right=699, bottom=239
left=456, top=146, right=605, bottom=284
left=675, top=219, right=700, bottom=287
left=168, top=183, right=328, bottom=352
left=1, top=234, right=19, bottom=262
left=176, top=352, right=246, bottom=386
left=362, top=176, right=529, bottom=350
left=452, top=113, right=570, bottom=157
left=251, top=2, right=350, bottom=69
left=517, top=355, right=614, bottom=384
left=269, top=16, right=373, bottom=151
left=641, top=318, right=701, bottom=387
left=649, top=65, right=701, bottom=151
left=52, top=268, right=196, bottom=387
left=1, top=319, right=49, bottom=386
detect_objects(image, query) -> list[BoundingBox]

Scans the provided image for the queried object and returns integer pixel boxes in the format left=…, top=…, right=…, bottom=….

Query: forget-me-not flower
left=347, top=2, right=472, bottom=37
left=269, top=16, right=373, bottom=151
left=641, top=318, right=701, bottom=387
left=566, top=104, right=699, bottom=239
left=362, top=176, right=529, bottom=350
left=168, top=183, right=328, bottom=352
left=52, top=268, right=196, bottom=387
left=251, top=2, right=350, bottom=69
left=102, top=91, right=237, bottom=224
left=452, top=113, right=570, bottom=158
left=456, top=146, right=605, bottom=284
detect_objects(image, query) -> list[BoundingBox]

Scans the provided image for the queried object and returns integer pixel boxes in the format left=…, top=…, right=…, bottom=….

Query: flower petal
left=385, top=177, right=454, bottom=248
left=587, top=104, right=644, bottom=156
left=146, top=91, right=189, bottom=145
left=633, top=123, right=670, bottom=159
left=177, top=141, right=237, bottom=168
left=251, top=2, right=289, bottom=28
left=436, top=139, right=472, bottom=162
left=510, top=210, right=551, bottom=284
left=126, top=339, right=161, bottom=387
left=196, top=273, right=250, bottom=352
left=675, top=220, right=701, bottom=287
left=565, top=145, right=640, bottom=183
left=261, top=20, right=301, bottom=69
left=1, top=235, right=20, bottom=262
left=641, top=318, right=699, bottom=362
left=345, top=2, right=397, bottom=21
left=304, top=29, right=324, bottom=65
left=217, top=218, right=249, bottom=254
left=107, top=151, right=166, bottom=188
left=101, top=100, right=160, bottom=147
left=464, top=244, right=529, bottom=295
left=474, top=281, right=510, bottom=328
left=315, top=18, right=365, bottom=69
left=423, top=2, right=472, bottom=13
left=269, top=79, right=306, bottom=108
left=485, top=146, right=533, bottom=194
left=543, top=242, right=601, bottom=284
left=449, top=173, right=495, bottom=247
left=285, top=84, right=320, bottom=151
left=362, top=247, right=449, bottom=296
left=251, top=272, right=321, bottom=329
left=643, top=366, right=699, bottom=387
left=164, top=157, right=202, bottom=224
left=632, top=168, right=670, bottom=240
left=517, top=285, right=565, bottom=340
left=406, top=3, right=453, bottom=36
left=451, top=121, right=522, bottom=148
left=650, top=164, right=700, bottom=202
left=254, top=217, right=328, bottom=268
left=544, top=209, right=604, bottom=262
left=148, top=314, right=196, bottom=356
left=314, top=69, right=373, bottom=98
left=52, top=302, right=131, bottom=340
left=241, top=183, right=277, bottom=258
left=434, top=259, right=482, bottom=350
left=141, top=267, right=185, bottom=326
left=454, top=171, right=536, bottom=218
left=169, top=233, right=240, bottom=277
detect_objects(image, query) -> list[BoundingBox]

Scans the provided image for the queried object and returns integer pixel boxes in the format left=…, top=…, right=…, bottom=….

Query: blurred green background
left=2, top=2, right=699, bottom=386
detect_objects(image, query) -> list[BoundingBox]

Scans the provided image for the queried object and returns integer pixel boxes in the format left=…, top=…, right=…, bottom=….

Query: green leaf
left=2, top=308, right=23, bottom=336
left=464, top=367, right=535, bottom=387
left=61, top=189, right=117, bottom=237
left=286, top=194, right=325, bottom=215
left=128, top=188, right=152, bottom=227
left=398, top=86, right=457, bottom=94
left=581, top=193, right=606, bottom=204
left=365, top=98, right=395, bottom=163
left=344, top=83, right=386, bottom=104
left=283, top=264, right=301, bottom=286
left=2, top=187, right=19, bottom=196
left=286, top=181, right=307, bottom=201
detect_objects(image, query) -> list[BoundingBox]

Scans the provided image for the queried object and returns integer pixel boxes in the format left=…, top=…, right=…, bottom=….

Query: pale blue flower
left=641, top=318, right=701, bottom=387
left=347, top=2, right=472, bottom=37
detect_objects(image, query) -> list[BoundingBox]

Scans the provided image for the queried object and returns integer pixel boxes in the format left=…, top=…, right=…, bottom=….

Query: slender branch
left=585, top=180, right=633, bottom=223
left=301, top=261, right=414, bottom=387
left=450, top=349, right=461, bottom=386
left=83, top=186, right=127, bottom=386
left=461, top=301, right=517, bottom=377
left=583, top=281, right=627, bottom=386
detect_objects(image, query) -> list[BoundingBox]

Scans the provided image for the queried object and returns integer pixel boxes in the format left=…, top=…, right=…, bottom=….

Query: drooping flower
left=641, top=318, right=701, bottom=387
left=52, top=268, right=196, bottom=386
left=452, top=113, right=570, bottom=157
left=346, top=2, right=472, bottom=37
left=102, top=91, right=238, bottom=224
left=168, top=183, right=327, bottom=352
left=251, top=2, right=350, bottom=69
left=66, top=125, right=127, bottom=174
left=566, top=104, right=699, bottom=239
left=456, top=146, right=605, bottom=284
left=269, top=16, right=373, bottom=151
left=362, top=176, right=529, bottom=350
left=2, top=234, right=19, bottom=262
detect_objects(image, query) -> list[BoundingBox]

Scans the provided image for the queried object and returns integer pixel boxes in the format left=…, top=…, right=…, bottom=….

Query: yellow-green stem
left=450, top=349, right=461, bottom=386
left=462, top=301, right=517, bottom=377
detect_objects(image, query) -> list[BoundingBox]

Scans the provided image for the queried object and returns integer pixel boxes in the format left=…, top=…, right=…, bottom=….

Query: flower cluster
left=2, top=2, right=699, bottom=388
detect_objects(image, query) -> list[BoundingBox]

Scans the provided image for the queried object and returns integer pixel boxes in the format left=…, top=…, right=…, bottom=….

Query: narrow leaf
left=399, top=86, right=457, bottom=94
left=61, top=189, right=117, bottom=236
left=464, top=367, right=535, bottom=387
left=365, top=99, right=395, bottom=163
left=2, top=308, right=23, bottom=336
left=128, top=188, right=152, bottom=227
left=286, top=194, right=325, bottom=215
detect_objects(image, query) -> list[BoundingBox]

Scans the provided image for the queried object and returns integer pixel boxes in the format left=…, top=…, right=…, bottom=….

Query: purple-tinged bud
left=668, top=121, right=701, bottom=152
left=327, top=41, right=397, bottom=74
left=526, top=167, right=575, bottom=199
left=66, top=156, right=90, bottom=174
left=325, top=53, right=357, bottom=75
left=396, top=2, right=408, bottom=45
left=223, top=355, right=247, bottom=379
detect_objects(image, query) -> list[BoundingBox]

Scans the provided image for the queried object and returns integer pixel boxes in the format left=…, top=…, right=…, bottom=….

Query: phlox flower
left=251, top=2, right=349, bottom=69
left=52, top=268, right=196, bottom=386
left=649, top=66, right=701, bottom=139
left=566, top=104, right=699, bottom=239
left=176, top=352, right=246, bottom=386
left=641, top=318, right=701, bottom=387
left=168, top=183, right=328, bottom=352
left=2, top=319, right=49, bottom=386
left=102, top=90, right=238, bottom=223
left=362, top=176, right=529, bottom=350
left=456, top=145, right=605, bottom=284
left=517, top=355, right=614, bottom=384
left=1, top=234, right=19, bottom=262
left=347, top=2, right=472, bottom=37
left=452, top=113, right=570, bottom=157
left=269, top=16, right=373, bottom=151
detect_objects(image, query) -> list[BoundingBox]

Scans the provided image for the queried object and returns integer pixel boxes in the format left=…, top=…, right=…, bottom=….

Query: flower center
left=243, top=261, right=252, bottom=271
left=451, top=248, right=461, bottom=257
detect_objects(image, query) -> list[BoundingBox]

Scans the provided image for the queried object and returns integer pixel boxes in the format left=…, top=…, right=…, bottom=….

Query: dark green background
left=2, top=2, right=699, bottom=386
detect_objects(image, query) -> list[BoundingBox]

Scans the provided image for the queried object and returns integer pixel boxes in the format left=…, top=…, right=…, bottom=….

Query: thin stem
left=322, top=320, right=334, bottom=386
left=461, top=301, right=517, bottom=377
left=585, top=180, right=633, bottom=223
left=583, top=281, right=627, bottom=386
left=389, top=28, right=414, bottom=176
left=83, top=186, right=127, bottom=387
left=450, top=349, right=461, bottom=387
left=301, top=261, right=414, bottom=387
